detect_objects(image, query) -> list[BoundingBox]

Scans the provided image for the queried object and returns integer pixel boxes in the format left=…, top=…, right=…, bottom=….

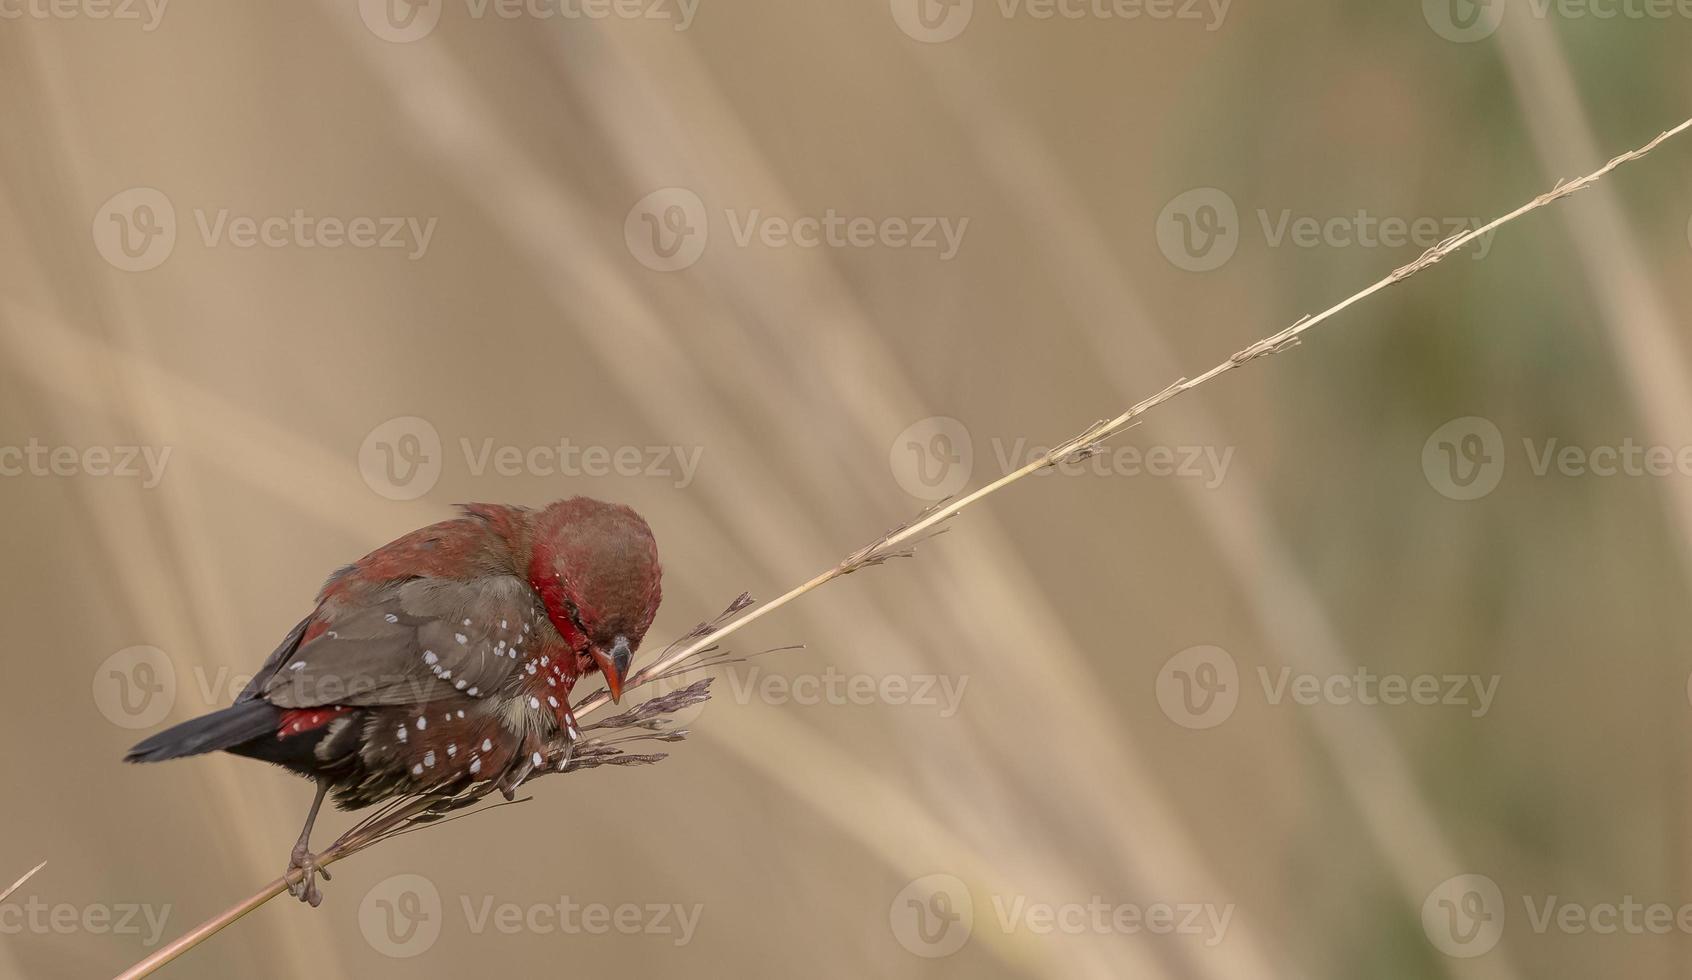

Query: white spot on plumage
left=470, top=757, right=482, bottom=774
left=411, top=763, right=423, bottom=775
left=466, top=687, right=479, bottom=697
left=385, top=613, right=399, bottom=623
left=462, top=618, right=471, bottom=626
left=423, top=651, right=438, bottom=665
left=532, top=752, right=543, bottom=766
left=456, top=710, right=465, bottom=718
left=396, top=727, right=408, bottom=742
left=416, top=717, right=427, bottom=730
left=289, top=661, right=306, bottom=671
left=455, top=679, right=467, bottom=690
left=440, top=670, right=451, bottom=680
left=455, top=633, right=468, bottom=645
left=500, top=619, right=508, bottom=629
left=547, top=696, right=558, bottom=708
left=528, top=696, right=540, bottom=709
left=482, top=738, right=493, bottom=752
left=447, top=743, right=457, bottom=757
left=423, top=750, right=436, bottom=768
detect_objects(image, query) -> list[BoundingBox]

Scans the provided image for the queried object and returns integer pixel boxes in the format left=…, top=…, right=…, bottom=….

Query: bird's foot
left=286, top=842, right=332, bottom=907
left=497, top=752, right=537, bottom=801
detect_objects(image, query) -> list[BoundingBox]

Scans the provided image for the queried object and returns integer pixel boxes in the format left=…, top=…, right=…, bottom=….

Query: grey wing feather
left=260, top=575, right=545, bottom=708
left=237, top=615, right=312, bottom=703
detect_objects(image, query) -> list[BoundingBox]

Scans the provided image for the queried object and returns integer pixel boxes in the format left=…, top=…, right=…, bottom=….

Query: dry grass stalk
left=578, top=115, right=1692, bottom=720
left=0, top=861, right=47, bottom=905
left=114, top=116, right=1692, bottom=980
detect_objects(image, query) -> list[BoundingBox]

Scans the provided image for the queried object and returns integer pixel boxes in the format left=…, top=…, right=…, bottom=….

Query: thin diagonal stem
left=114, top=115, right=1692, bottom=980
left=571, top=115, right=1692, bottom=725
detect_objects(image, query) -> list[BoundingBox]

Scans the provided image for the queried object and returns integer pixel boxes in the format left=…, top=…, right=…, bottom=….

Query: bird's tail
left=124, top=701, right=280, bottom=763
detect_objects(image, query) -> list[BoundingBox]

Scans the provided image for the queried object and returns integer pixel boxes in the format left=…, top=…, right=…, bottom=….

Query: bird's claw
left=494, top=720, right=580, bottom=801
left=497, top=757, right=534, bottom=801
left=287, top=844, right=330, bottom=907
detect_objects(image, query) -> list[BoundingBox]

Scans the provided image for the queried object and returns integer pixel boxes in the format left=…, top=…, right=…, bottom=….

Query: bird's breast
left=496, top=645, right=582, bottom=736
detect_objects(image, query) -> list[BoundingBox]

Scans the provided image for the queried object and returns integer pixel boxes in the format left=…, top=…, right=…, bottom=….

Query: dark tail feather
left=124, top=701, right=280, bottom=763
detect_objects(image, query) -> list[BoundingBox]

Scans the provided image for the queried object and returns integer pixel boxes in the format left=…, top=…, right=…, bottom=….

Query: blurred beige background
left=3, top=0, right=1692, bottom=976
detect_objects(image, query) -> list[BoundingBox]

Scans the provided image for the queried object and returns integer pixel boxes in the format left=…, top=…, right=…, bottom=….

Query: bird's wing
left=236, top=614, right=313, bottom=703
left=254, top=575, right=548, bottom=708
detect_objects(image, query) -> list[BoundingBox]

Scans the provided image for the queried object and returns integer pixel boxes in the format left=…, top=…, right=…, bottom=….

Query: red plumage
left=125, top=497, right=663, bottom=904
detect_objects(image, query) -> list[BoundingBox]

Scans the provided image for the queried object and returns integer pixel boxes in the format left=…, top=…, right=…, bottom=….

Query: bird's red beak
left=591, top=635, right=634, bottom=703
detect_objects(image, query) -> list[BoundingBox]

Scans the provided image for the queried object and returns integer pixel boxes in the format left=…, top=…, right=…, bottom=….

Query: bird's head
left=525, top=497, right=663, bottom=703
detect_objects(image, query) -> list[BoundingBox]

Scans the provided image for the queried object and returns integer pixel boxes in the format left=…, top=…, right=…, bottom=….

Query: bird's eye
left=563, top=597, right=590, bottom=637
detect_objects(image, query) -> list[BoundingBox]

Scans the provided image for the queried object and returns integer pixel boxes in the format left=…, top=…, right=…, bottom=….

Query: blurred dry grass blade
left=1499, top=19, right=1692, bottom=572
left=911, top=54, right=1525, bottom=979
left=0, top=861, right=46, bottom=904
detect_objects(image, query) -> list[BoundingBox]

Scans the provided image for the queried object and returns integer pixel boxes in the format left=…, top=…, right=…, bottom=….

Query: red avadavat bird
left=125, top=497, right=662, bottom=905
